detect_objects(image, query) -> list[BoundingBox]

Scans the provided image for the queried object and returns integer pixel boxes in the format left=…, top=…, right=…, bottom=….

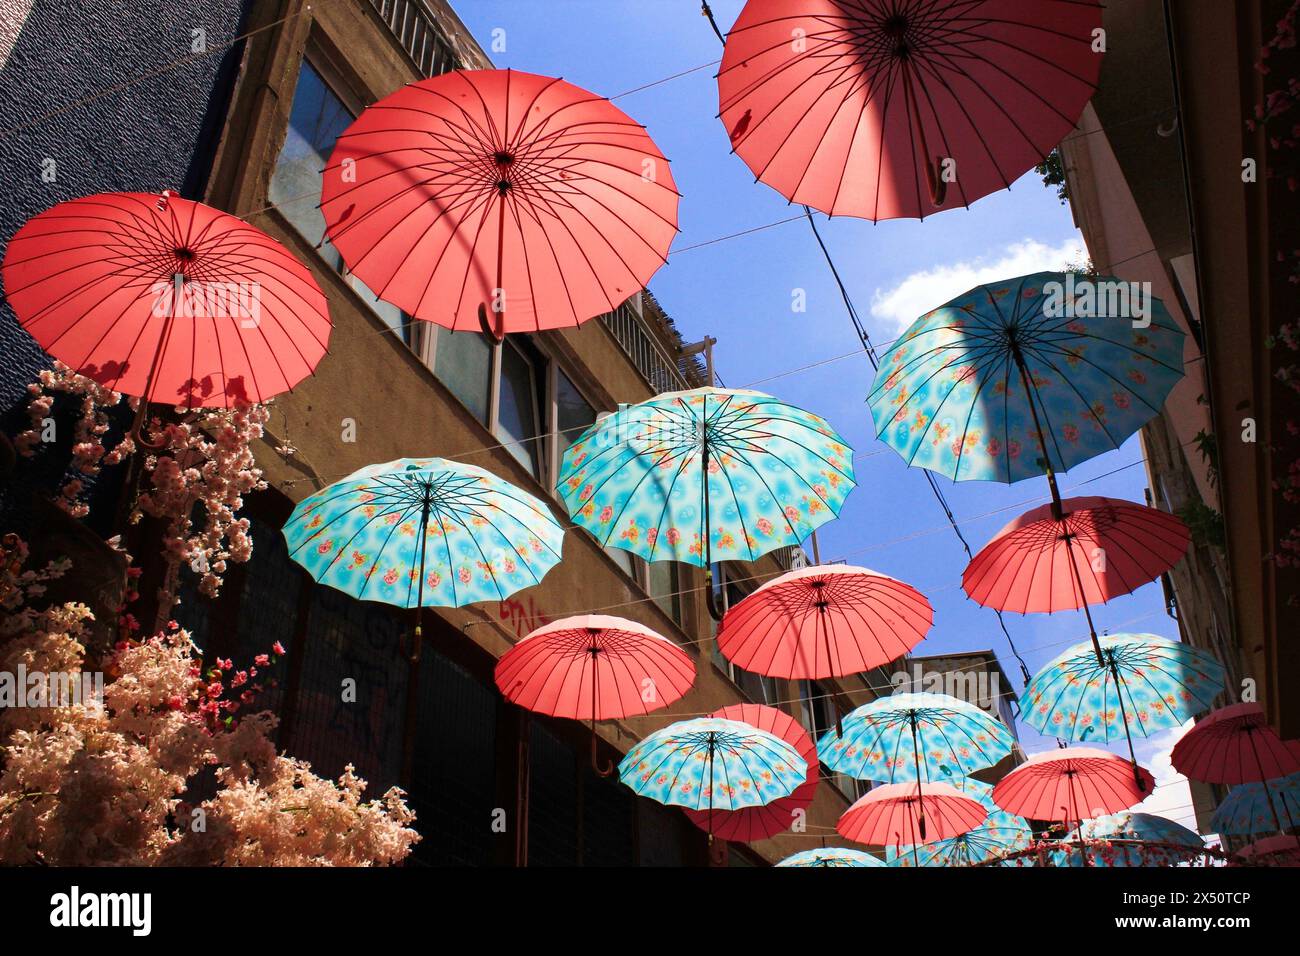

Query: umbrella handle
left=704, top=579, right=724, bottom=622
left=477, top=302, right=505, bottom=344
left=129, top=399, right=166, bottom=451
left=398, top=622, right=423, bottom=665
left=590, top=731, right=615, bottom=778
left=925, top=156, right=947, bottom=207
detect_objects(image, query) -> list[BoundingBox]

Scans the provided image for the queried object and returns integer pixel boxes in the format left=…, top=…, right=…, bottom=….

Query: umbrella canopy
left=838, top=781, right=987, bottom=848
left=1234, top=835, right=1300, bottom=866
left=1020, top=633, right=1225, bottom=743
left=964, top=496, right=1191, bottom=613
left=557, top=387, right=855, bottom=567
left=819, top=692, right=1014, bottom=783
left=282, top=457, right=565, bottom=608
left=2, top=191, right=330, bottom=407
left=618, top=718, right=807, bottom=819
left=494, top=614, right=694, bottom=720
left=320, top=68, right=678, bottom=335
left=1171, top=702, right=1300, bottom=785
left=868, top=271, right=1185, bottom=484
left=717, top=0, right=1103, bottom=220
left=1212, top=774, right=1300, bottom=837
left=992, top=747, right=1155, bottom=830
left=684, top=702, right=819, bottom=842
left=716, top=564, right=932, bottom=678
left=776, top=847, right=884, bottom=867
left=1053, top=811, right=1205, bottom=867
left=888, top=806, right=1032, bottom=867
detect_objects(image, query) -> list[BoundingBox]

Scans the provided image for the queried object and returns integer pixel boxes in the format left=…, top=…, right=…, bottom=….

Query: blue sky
left=455, top=1, right=1195, bottom=823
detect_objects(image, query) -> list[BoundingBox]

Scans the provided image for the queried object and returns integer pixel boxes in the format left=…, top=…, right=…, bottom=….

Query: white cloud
left=1133, top=721, right=1202, bottom=835
left=869, top=236, right=1089, bottom=336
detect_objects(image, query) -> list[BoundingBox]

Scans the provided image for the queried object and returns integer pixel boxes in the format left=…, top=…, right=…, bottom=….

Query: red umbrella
left=838, top=781, right=986, bottom=864
left=1234, top=835, right=1300, bottom=866
left=494, top=614, right=695, bottom=773
left=717, top=0, right=1103, bottom=220
left=684, top=702, right=818, bottom=842
left=716, top=564, right=932, bottom=679
left=963, top=496, right=1190, bottom=615
left=992, top=747, right=1154, bottom=833
left=2, top=191, right=330, bottom=409
left=320, top=68, right=679, bottom=337
left=1171, top=703, right=1300, bottom=786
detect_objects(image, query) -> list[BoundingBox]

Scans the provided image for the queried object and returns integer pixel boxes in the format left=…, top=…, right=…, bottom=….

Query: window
left=269, top=60, right=349, bottom=271
left=495, top=338, right=544, bottom=477
left=431, top=329, right=492, bottom=424
left=646, top=560, right=680, bottom=624
left=271, top=58, right=416, bottom=347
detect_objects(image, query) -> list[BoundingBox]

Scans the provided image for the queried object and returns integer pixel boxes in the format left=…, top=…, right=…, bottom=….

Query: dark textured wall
left=0, top=0, right=252, bottom=531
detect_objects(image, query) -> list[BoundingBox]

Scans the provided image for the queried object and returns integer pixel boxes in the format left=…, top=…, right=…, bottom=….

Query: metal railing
left=369, top=0, right=459, bottom=77
left=599, top=298, right=696, bottom=394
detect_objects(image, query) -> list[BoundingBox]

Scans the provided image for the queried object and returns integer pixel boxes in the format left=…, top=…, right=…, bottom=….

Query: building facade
left=1056, top=0, right=1299, bottom=829
left=0, top=0, right=884, bottom=865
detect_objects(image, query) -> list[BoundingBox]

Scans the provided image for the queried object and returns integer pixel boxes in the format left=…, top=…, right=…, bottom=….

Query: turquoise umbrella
left=868, top=271, right=1184, bottom=487
left=885, top=777, right=1032, bottom=867
left=1212, top=774, right=1300, bottom=837
left=556, top=387, right=854, bottom=614
left=777, top=848, right=884, bottom=867
left=1053, top=811, right=1205, bottom=866
left=819, top=693, right=1014, bottom=785
left=283, top=457, right=565, bottom=658
left=619, top=717, right=806, bottom=841
left=1022, top=633, right=1224, bottom=788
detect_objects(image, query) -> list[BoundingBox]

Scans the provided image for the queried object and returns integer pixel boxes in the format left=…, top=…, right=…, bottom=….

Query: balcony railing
left=600, top=298, right=697, bottom=394
left=369, top=0, right=459, bottom=77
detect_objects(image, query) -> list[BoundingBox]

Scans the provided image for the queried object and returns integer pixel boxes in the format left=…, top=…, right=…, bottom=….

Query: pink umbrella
left=1234, top=835, right=1300, bottom=866
left=838, top=781, right=986, bottom=866
left=1171, top=703, right=1300, bottom=787
left=963, top=496, right=1190, bottom=615
left=494, top=614, right=695, bottom=773
left=992, top=747, right=1155, bottom=834
left=684, top=702, right=819, bottom=842
left=2, top=191, right=330, bottom=411
left=716, top=564, right=932, bottom=680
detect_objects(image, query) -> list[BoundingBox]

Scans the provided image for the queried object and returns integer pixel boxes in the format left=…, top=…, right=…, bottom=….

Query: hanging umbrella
left=1052, top=811, right=1205, bottom=867
left=1234, top=835, right=1300, bottom=866
left=683, top=702, right=819, bottom=842
left=888, top=806, right=1032, bottom=867
left=283, top=457, right=565, bottom=660
left=838, top=782, right=987, bottom=866
left=320, top=68, right=678, bottom=337
left=557, top=386, right=855, bottom=616
left=494, top=614, right=695, bottom=774
left=716, top=563, right=932, bottom=678
left=819, top=692, right=1014, bottom=784
left=1, top=191, right=330, bottom=422
left=619, top=717, right=807, bottom=843
left=964, top=497, right=1190, bottom=614
left=992, top=747, right=1155, bottom=835
left=716, top=0, right=1103, bottom=220
left=1019, top=633, right=1224, bottom=790
left=1171, top=704, right=1300, bottom=838
left=777, top=847, right=884, bottom=867
left=868, top=271, right=1185, bottom=485
left=1212, top=774, right=1300, bottom=837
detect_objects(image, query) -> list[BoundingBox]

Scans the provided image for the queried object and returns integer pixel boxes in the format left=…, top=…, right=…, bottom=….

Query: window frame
left=268, top=49, right=424, bottom=356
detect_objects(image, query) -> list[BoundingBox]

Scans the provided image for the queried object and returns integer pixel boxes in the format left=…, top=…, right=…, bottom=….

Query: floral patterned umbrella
left=1021, top=633, right=1224, bottom=788
left=1212, top=774, right=1300, bottom=837
left=1053, top=811, right=1205, bottom=867
left=283, top=457, right=564, bottom=659
left=556, top=386, right=854, bottom=615
left=819, top=692, right=1014, bottom=784
left=618, top=717, right=806, bottom=842
left=885, top=778, right=1032, bottom=867
left=868, top=271, right=1184, bottom=485
left=776, top=848, right=884, bottom=868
